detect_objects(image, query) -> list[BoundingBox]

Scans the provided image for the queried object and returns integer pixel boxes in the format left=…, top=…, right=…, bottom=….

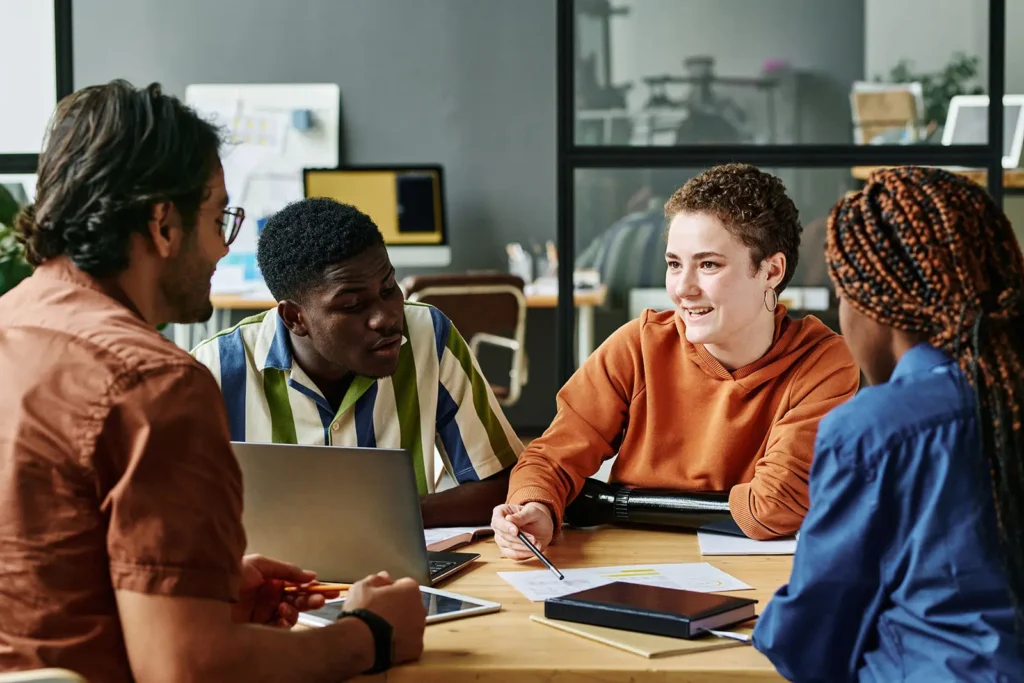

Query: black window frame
left=0, top=0, right=74, bottom=175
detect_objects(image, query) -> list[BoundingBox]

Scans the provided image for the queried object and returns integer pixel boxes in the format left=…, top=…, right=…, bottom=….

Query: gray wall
left=73, top=0, right=561, bottom=431
left=865, top=0, right=990, bottom=87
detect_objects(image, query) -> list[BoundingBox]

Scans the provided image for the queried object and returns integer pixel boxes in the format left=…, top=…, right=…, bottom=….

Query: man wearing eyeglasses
left=0, top=80, right=424, bottom=682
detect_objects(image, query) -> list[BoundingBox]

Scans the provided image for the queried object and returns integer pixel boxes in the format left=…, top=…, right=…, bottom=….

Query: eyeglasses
left=220, top=207, right=245, bottom=246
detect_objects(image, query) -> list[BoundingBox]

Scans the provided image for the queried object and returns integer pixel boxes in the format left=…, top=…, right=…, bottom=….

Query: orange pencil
left=283, top=582, right=351, bottom=594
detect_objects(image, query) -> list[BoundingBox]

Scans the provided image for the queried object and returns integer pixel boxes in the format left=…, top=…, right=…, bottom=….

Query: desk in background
left=175, top=287, right=609, bottom=363
left=356, top=527, right=788, bottom=682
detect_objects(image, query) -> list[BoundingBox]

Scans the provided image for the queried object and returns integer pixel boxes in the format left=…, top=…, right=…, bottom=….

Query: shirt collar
left=35, top=256, right=148, bottom=322
left=255, top=309, right=294, bottom=372
left=890, top=343, right=954, bottom=382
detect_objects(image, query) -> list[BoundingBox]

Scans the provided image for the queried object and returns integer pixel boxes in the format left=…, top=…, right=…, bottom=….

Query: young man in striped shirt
left=193, top=198, right=522, bottom=527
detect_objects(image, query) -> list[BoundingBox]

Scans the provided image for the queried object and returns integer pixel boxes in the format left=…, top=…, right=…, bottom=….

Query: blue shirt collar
left=890, top=343, right=954, bottom=382
left=260, top=311, right=294, bottom=372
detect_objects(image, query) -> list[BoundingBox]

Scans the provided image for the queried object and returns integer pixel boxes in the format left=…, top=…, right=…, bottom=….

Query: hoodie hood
left=674, top=306, right=840, bottom=390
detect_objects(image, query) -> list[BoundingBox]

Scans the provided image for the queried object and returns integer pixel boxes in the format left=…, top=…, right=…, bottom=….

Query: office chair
left=0, top=670, right=87, bottom=683
left=401, top=273, right=527, bottom=407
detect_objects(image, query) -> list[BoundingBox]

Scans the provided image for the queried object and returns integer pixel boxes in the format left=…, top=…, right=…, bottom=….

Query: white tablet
left=297, top=586, right=501, bottom=628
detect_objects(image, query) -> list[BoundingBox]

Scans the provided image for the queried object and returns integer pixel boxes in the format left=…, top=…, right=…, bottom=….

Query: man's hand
left=491, top=502, right=555, bottom=560
left=232, top=554, right=342, bottom=628
left=343, top=571, right=426, bottom=666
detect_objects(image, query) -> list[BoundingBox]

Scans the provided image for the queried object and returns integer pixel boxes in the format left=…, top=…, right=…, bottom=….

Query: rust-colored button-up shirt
left=0, top=258, right=246, bottom=682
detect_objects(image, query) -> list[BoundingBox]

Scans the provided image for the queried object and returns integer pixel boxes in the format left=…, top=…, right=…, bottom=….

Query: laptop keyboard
left=429, top=559, right=459, bottom=578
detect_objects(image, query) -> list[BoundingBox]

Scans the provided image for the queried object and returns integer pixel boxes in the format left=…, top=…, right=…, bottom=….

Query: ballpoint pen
left=518, top=531, right=564, bottom=580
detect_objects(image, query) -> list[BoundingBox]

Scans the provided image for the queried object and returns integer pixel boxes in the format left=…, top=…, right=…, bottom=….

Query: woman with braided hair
left=753, top=166, right=1024, bottom=682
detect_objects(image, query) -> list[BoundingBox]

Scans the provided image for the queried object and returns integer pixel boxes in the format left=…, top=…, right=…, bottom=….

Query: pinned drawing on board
left=184, top=84, right=341, bottom=295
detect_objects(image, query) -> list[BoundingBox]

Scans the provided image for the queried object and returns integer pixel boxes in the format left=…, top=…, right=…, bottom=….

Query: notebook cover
left=530, top=615, right=755, bottom=658
left=544, top=581, right=757, bottom=639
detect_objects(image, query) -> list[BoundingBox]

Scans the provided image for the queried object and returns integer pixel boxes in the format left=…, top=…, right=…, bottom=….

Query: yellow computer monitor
left=303, top=166, right=447, bottom=246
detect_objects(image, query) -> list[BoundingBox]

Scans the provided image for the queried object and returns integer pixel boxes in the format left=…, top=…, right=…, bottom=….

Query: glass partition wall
left=555, top=0, right=1008, bottom=383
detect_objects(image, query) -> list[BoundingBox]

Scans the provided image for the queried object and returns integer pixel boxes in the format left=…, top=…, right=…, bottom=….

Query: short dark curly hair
left=257, top=197, right=385, bottom=301
left=16, top=80, right=222, bottom=277
left=664, top=164, right=802, bottom=293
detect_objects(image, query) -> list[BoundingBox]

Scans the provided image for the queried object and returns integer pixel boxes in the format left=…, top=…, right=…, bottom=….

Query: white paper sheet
left=697, top=532, right=797, bottom=556
left=423, top=526, right=491, bottom=547
left=498, top=562, right=752, bottom=602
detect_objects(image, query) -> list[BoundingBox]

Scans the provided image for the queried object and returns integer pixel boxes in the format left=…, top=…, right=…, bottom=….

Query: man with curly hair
left=193, top=198, right=521, bottom=528
left=492, top=164, right=860, bottom=557
left=0, top=80, right=425, bottom=682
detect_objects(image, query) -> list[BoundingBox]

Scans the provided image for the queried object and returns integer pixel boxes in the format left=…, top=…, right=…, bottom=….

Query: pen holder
left=564, top=478, right=737, bottom=531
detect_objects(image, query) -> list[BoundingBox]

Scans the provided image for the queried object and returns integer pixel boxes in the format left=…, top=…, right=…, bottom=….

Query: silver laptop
left=232, top=442, right=478, bottom=585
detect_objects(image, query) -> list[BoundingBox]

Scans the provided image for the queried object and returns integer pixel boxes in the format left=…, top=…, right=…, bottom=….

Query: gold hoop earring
left=764, top=288, right=778, bottom=312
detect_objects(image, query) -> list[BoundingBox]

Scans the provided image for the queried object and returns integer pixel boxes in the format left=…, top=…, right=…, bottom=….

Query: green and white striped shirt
left=192, top=302, right=522, bottom=494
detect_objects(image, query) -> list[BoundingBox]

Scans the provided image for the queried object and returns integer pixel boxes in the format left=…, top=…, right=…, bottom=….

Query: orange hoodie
left=508, top=307, right=859, bottom=540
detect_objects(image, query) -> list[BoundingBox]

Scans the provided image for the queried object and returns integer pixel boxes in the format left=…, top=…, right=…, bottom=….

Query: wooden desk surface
left=851, top=165, right=1024, bottom=188
left=520, top=284, right=607, bottom=308
left=365, top=527, right=789, bottom=682
left=210, top=285, right=608, bottom=311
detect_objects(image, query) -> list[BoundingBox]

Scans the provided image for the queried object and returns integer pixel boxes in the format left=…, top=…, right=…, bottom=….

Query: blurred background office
left=2, top=0, right=1021, bottom=435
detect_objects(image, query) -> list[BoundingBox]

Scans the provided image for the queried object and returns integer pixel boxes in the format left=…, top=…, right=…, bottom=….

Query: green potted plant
left=878, top=52, right=985, bottom=142
left=0, top=184, right=33, bottom=296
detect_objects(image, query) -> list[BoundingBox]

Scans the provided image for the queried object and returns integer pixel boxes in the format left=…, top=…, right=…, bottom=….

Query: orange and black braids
left=825, top=166, right=1024, bottom=641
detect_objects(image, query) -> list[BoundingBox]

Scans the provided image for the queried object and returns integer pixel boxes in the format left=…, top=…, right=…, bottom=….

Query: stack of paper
left=498, top=562, right=752, bottom=602
left=697, top=531, right=797, bottom=556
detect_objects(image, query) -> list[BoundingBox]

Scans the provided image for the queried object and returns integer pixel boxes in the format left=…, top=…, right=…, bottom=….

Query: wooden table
left=175, top=287, right=609, bottom=363
left=851, top=165, right=1024, bottom=187
left=363, top=527, right=790, bottom=682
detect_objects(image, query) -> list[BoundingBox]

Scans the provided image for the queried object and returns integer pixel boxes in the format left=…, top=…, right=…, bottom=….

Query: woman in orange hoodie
left=491, top=164, right=860, bottom=556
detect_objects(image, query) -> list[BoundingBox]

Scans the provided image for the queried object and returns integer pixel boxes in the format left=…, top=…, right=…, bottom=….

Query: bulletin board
left=184, top=83, right=341, bottom=293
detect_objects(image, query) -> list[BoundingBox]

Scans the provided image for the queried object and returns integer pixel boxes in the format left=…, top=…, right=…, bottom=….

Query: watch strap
left=341, top=608, right=394, bottom=673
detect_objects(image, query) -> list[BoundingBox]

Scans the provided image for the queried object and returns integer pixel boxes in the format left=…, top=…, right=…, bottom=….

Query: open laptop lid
left=942, top=94, right=1024, bottom=168
left=233, top=442, right=431, bottom=585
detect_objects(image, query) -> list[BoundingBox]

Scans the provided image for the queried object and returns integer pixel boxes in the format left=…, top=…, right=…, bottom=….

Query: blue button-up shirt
left=753, top=344, right=1023, bottom=682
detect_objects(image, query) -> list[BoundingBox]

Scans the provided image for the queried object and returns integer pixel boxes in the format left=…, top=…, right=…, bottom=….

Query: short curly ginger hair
left=664, top=163, right=802, bottom=293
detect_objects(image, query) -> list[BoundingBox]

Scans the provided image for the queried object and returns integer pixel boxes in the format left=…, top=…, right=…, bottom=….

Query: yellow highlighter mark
left=601, top=568, right=661, bottom=578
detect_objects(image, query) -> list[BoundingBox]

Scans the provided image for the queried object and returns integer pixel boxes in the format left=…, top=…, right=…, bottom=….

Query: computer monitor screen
left=303, top=167, right=446, bottom=246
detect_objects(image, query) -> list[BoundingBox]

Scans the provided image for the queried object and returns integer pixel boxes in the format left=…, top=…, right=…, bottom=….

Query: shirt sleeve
left=752, top=428, right=887, bottom=683
left=97, top=363, right=246, bottom=602
left=436, top=320, right=523, bottom=484
left=506, top=316, right=641, bottom=529
left=729, top=337, right=860, bottom=538
left=189, top=335, right=222, bottom=388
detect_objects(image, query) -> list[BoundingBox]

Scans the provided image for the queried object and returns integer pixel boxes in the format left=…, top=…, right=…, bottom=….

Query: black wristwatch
left=341, top=608, right=394, bottom=674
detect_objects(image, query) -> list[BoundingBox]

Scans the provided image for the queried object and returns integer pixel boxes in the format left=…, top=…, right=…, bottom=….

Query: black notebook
left=544, top=582, right=757, bottom=640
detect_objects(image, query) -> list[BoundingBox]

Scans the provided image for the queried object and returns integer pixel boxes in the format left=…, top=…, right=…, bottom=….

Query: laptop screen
left=947, top=102, right=1023, bottom=158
